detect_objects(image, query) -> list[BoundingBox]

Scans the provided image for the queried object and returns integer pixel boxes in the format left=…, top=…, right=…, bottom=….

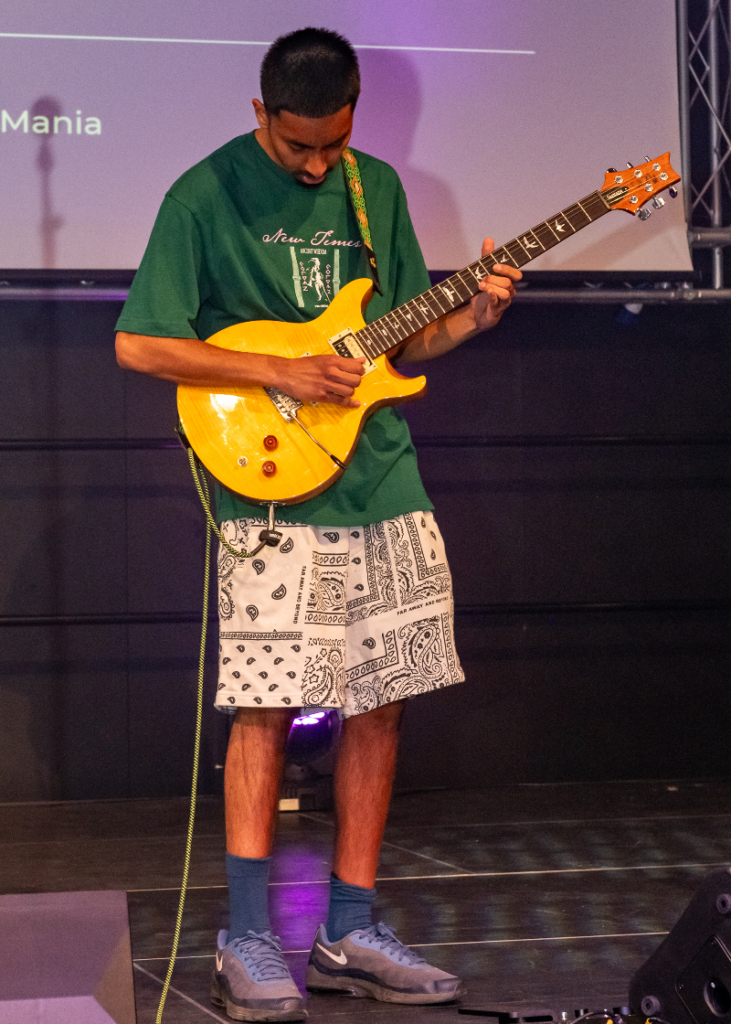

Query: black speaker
left=629, top=868, right=731, bottom=1024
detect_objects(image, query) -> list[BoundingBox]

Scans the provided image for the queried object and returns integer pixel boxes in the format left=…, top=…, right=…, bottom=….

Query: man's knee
left=232, top=706, right=295, bottom=726
left=344, top=700, right=406, bottom=735
left=229, top=706, right=296, bottom=748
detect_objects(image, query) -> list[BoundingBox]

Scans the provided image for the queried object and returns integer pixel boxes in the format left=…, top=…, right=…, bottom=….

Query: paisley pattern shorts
left=215, top=511, right=464, bottom=717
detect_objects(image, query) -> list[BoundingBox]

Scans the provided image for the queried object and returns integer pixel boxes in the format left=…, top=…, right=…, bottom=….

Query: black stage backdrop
left=0, top=298, right=730, bottom=800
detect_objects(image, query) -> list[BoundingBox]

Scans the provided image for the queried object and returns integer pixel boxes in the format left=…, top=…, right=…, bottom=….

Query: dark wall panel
left=0, top=451, right=127, bottom=617
left=395, top=609, right=731, bottom=792
left=403, top=303, right=731, bottom=438
left=0, top=625, right=129, bottom=801
left=419, top=445, right=731, bottom=606
left=0, top=298, right=729, bottom=801
left=125, top=450, right=206, bottom=613
left=0, top=301, right=126, bottom=440
left=126, top=623, right=225, bottom=799
left=122, top=364, right=178, bottom=439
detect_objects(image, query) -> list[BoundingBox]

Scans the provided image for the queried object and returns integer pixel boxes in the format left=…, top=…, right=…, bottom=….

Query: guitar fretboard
left=355, top=188, right=611, bottom=357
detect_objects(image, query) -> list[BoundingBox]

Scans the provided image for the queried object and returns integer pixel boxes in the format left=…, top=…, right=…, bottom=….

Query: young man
left=116, top=27, right=521, bottom=1023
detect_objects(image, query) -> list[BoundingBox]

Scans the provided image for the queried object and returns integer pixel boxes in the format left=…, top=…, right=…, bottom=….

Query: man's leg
left=226, top=706, right=294, bottom=858
left=212, top=706, right=306, bottom=1021
left=307, top=699, right=462, bottom=1003
left=224, top=706, right=293, bottom=938
left=323, top=701, right=403, bottom=944
left=332, top=700, right=405, bottom=888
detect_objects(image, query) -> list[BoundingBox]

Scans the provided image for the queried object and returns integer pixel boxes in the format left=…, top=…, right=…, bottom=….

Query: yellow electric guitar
left=178, top=153, right=680, bottom=505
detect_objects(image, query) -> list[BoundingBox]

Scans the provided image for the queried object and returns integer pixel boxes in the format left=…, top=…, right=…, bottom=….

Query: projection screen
left=0, top=0, right=692, bottom=273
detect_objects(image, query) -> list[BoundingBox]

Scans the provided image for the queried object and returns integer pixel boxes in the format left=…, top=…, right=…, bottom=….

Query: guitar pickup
left=328, top=330, right=375, bottom=374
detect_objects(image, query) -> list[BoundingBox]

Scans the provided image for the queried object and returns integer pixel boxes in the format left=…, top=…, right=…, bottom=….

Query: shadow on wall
left=30, top=96, right=65, bottom=270
left=353, top=50, right=469, bottom=268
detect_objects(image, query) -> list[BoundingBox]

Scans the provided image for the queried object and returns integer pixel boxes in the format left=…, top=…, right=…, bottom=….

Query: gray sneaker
left=305, top=921, right=463, bottom=1004
left=211, top=929, right=307, bottom=1022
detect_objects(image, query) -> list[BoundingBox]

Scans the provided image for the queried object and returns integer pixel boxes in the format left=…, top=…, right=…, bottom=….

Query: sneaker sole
left=305, top=965, right=463, bottom=1005
left=211, top=978, right=308, bottom=1022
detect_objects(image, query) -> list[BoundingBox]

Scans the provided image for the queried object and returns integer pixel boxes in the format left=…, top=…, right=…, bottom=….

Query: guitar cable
left=187, top=449, right=282, bottom=559
left=154, top=451, right=281, bottom=1023
left=153, top=451, right=210, bottom=1024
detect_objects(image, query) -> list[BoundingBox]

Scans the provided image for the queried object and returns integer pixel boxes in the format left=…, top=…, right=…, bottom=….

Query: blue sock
left=326, top=873, right=376, bottom=942
left=226, top=853, right=272, bottom=940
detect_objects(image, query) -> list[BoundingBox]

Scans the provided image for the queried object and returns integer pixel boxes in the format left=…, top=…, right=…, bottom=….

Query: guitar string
left=353, top=188, right=612, bottom=360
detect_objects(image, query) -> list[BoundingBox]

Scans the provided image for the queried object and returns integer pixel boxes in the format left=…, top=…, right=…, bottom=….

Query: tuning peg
left=638, top=207, right=652, bottom=220
left=644, top=155, right=651, bottom=162
left=607, top=167, right=617, bottom=173
left=669, top=187, right=679, bottom=198
left=652, top=196, right=665, bottom=210
left=626, top=162, right=634, bottom=168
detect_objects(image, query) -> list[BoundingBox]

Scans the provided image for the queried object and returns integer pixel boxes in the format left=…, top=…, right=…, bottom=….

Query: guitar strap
left=341, top=148, right=383, bottom=295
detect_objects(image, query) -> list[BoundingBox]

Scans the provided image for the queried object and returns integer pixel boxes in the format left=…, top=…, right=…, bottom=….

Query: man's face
left=253, top=99, right=355, bottom=186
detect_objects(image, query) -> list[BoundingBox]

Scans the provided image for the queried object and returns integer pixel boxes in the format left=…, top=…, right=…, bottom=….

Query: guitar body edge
left=177, top=279, right=427, bottom=506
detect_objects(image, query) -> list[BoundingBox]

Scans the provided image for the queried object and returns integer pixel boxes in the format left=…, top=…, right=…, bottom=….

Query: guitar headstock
left=600, top=152, right=681, bottom=217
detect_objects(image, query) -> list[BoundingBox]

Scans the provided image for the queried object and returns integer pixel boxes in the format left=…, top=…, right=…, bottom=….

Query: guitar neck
left=356, top=187, right=612, bottom=357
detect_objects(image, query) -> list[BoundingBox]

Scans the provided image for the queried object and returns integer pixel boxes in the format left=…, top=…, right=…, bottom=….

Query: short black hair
left=261, top=27, right=360, bottom=118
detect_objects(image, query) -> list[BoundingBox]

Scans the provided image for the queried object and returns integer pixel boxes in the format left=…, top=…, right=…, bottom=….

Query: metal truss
left=679, top=0, right=731, bottom=288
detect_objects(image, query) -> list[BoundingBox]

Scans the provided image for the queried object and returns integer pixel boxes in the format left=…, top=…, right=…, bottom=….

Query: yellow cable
left=187, top=449, right=253, bottom=560
left=155, top=450, right=265, bottom=1020
left=155, top=458, right=211, bottom=1024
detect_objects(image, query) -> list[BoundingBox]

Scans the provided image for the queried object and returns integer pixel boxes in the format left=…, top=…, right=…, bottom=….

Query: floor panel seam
left=4, top=811, right=729, bottom=847
left=0, top=832, right=227, bottom=848
left=125, top=858, right=730, bottom=892
left=384, top=811, right=731, bottom=831
left=132, top=930, right=670, bottom=961
left=409, top=930, right=671, bottom=948
left=133, top=962, right=224, bottom=1020
left=379, top=838, right=472, bottom=873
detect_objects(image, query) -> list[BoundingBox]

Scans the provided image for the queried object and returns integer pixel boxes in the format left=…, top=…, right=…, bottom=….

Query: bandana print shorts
left=215, top=511, right=464, bottom=718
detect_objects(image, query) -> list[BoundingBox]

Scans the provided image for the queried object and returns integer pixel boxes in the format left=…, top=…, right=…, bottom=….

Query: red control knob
left=263, top=435, right=278, bottom=451
left=262, top=461, right=277, bottom=477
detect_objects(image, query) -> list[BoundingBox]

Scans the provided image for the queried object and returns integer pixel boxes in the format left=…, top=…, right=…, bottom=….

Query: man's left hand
left=470, top=237, right=523, bottom=331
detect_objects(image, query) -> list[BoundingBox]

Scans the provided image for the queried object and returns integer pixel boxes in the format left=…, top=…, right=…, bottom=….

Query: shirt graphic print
left=261, top=225, right=362, bottom=313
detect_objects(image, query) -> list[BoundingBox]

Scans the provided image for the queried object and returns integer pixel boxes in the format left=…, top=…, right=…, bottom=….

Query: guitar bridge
left=263, top=387, right=303, bottom=422
left=328, top=330, right=375, bottom=373
left=264, top=386, right=345, bottom=470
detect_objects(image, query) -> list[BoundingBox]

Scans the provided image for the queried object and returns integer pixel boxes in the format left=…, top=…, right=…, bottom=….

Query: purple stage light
left=292, top=710, right=328, bottom=727
left=286, top=709, right=338, bottom=768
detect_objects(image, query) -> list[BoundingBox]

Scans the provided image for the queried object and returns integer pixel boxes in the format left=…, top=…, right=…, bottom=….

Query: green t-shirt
left=116, top=131, right=433, bottom=526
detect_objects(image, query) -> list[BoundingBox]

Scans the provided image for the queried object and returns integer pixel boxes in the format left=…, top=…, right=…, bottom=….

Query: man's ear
left=252, top=98, right=270, bottom=130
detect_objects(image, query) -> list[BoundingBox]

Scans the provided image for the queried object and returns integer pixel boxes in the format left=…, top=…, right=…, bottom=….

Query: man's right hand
left=116, top=332, right=366, bottom=408
left=274, top=354, right=366, bottom=407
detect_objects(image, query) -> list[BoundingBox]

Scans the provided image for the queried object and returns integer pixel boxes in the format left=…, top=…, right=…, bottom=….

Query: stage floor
left=2, top=779, right=731, bottom=1023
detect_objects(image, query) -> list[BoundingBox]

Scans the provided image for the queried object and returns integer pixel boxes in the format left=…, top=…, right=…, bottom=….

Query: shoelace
left=358, top=922, right=427, bottom=965
left=230, top=930, right=291, bottom=982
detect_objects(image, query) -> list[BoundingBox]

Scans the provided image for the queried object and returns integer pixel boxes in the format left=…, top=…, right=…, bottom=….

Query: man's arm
left=398, top=238, right=522, bottom=364
left=115, top=331, right=366, bottom=407
left=115, top=238, right=519, bottom=402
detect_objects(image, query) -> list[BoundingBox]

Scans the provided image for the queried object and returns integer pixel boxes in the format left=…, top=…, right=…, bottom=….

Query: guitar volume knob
left=262, top=461, right=277, bottom=477
left=263, top=435, right=279, bottom=451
